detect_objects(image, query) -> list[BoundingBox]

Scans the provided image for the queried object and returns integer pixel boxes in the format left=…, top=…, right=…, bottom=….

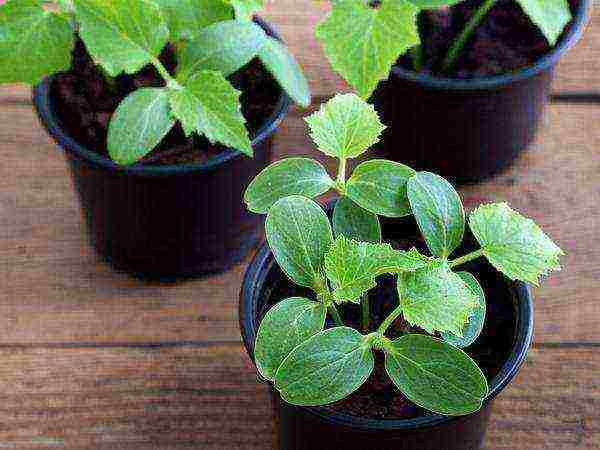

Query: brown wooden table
left=0, top=2, right=599, bottom=448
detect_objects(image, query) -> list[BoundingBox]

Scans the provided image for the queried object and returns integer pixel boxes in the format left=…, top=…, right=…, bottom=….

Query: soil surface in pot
left=51, top=38, right=280, bottom=165
left=257, top=231, right=517, bottom=420
left=398, top=0, right=580, bottom=78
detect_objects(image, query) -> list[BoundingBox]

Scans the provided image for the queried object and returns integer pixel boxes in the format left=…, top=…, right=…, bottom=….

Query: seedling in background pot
left=0, top=0, right=310, bottom=164
left=315, top=0, right=573, bottom=98
left=244, top=93, right=564, bottom=415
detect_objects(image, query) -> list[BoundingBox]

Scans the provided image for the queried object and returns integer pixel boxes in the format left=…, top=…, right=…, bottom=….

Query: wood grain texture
left=0, top=344, right=597, bottom=449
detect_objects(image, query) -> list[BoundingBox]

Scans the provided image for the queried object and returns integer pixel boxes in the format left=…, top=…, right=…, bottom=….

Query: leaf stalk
left=448, top=249, right=485, bottom=269
left=328, top=304, right=344, bottom=326
left=151, top=57, right=183, bottom=91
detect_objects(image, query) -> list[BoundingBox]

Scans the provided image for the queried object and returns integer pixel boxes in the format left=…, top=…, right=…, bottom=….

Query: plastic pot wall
left=370, top=0, right=590, bottom=183
left=33, top=18, right=291, bottom=279
left=240, top=210, right=534, bottom=450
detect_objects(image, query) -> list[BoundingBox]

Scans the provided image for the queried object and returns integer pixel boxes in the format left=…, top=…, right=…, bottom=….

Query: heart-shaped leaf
left=333, top=197, right=381, bottom=244
left=398, top=260, right=479, bottom=336
left=440, top=272, right=486, bottom=348
left=0, top=0, right=74, bottom=85
left=346, top=159, right=416, bottom=218
left=108, top=88, right=176, bottom=165
left=266, top=196, right=333, bottom=291
left=407, top=172, right=465, bottom=258
left=176, top=19, right=266, bottom=82
left=74, top=0, right=169, bottom=76
left=384, top=334, right=488, bottom=415
left=259, top=36, right=311, bottom=108
left=244, top=158, right=334, bottom=214
left=305, top=93, right=385, bottom=160
left=275, top=327, right=374, bottom=406
left=469, top=202, right=564, bottom=286
left=168, top=70, right=252, bottom=155
left=255, top=297, right=327, bottom=381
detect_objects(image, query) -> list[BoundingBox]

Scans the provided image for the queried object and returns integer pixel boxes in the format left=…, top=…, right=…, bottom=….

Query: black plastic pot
left=240, top=206, right=534, bottom=450
left=371, top=0, right=590, bottom=183
left=33, top=19, right=291, bottom=279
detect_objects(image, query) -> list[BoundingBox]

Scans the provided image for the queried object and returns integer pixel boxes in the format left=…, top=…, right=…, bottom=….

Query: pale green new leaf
left=0, top=0, right=74, bottom=84
left=168, top=70, right=252, bottom=155
left=176, top=20, right=266, bottom=82
left=275, top=327, right=374, bottom=406
left=266, top=196, right=333, bottom=291
left=74, top=0, right=169, bottom=76
left=325, top=236, right=429, bottom=304
left=228, top=0, right=263, bottom=20
left=151, top=0, right=233, bottom=41
left=407, top=172, right=465, bottom=258
left=107, top=88, right=175, bottom=165
left=469, top=202, right=564, bottom=286
left=516, top=0, right=571, bottom=46
left=255, top=297, right=326, bottom=381
left=346, top=159, right=416, bottom=217
left=259, top=36, right=311, bottom=108
left=305, top=93, right=385, bottom=159
left=384, top=334, right=488, bottom=415
left=316, top=0, right=419, bottom=98
left=333, top=197, right=381, bottom=244
left=244, top=158, right=334, bottom=214
left=441, top=272, right=486, bottom=348
left=56, top=0, right=75, bottom=12
left=399, top=260, right=479, bottom=336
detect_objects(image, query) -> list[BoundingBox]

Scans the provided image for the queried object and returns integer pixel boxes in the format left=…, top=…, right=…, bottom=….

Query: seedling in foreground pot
left=0, top=0, right=310, bottom=165
left=315, top=0, right=573, bottom=98
left=244, top=93, right=564, bottom=415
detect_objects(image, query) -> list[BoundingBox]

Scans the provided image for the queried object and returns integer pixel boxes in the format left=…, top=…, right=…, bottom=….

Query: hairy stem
left=442, top=0, right=497, bottom=72
left=378, top=303, right=403, bottom=336
left=449, top=249, right=485, bottom=269
left=361, top=295, right=370, bottom=332
left=151, top=57, right=182, bottom=91
left=328, top=304, right=344, bottom=327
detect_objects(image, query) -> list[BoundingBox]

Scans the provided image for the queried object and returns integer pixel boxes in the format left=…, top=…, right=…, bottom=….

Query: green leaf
left=259, top=36, right=311, bottom=108
left=384, top=334, right=488, bottom=415
left=333, top=197, right=381, bottom=244
left=168, top=70, right=252, bottom=155
left=266, top=196, right=333, bottom=291
left=407, top=172, right=465, bottom=258
left=440, top=272, right=486, bottom=348
left=56, top=0, right=75, bottom=12
left=151, top=0, right=233, bottom=41
left=228, top=0, right=263, bottom=20
left=316, top=0, right=419, bottom=98
left=244, top=158, right=334, bottom=214
left=275, top=327, right=374, bottom=406
left=0, top=0, right=74, bottom=85
left=325, top=236, right=429, bottom=304
left=515, top=0, right=571, bottom=46
left=255, top=297, right=327, bottom=381
left=469, top=202, right=564, bottom=286
left=107, top=88, right=175, bottom=165
left=74, top=0, right=169, bottom=76
left=305, top=93, right=385, bottom=159
left=398, top=260, right=479, bottom=336
left=346, top=159, right=416, bottom=217
left=406, top=0, right=467, bottom=7
left=176, top=19, right=266, bottom=82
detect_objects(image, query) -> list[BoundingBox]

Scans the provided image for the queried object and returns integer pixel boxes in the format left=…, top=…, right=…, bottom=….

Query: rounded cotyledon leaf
left=255, top=297, right=327, bottom=381
left=384, top=334, right=488, bottom=416
left=441, top=271, right=486, bottom=348
left=275, top=327, right=374, bottom=406
left=333, top=197, right=381, bottom=244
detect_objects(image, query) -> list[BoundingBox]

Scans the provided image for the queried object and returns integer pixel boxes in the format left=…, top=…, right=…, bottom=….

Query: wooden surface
left=0, top=2, right=599, bottom=448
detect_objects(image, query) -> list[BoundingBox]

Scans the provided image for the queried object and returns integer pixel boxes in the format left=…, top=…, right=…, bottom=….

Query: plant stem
left=361, top=295, right=370, bottom=332
left=378, top=303, right=403, bottom=336
left=328, top=304, right=344, bottom=327
left=151, top=57, right=182, bottom=91
left=337, top=158, right=347, bottom=184
left=441, top=0, right=498, bottom=72
left=448, top=248, right=485, bottom=269
left=410, top=45, right=422, bottom=72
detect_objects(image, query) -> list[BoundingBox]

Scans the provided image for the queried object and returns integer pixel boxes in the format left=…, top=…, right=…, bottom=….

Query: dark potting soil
left=398, top=0, right=580, bottom=77
left=51, top=38, right=280, bottom=166
left=258, top=231, right=517, bottom=420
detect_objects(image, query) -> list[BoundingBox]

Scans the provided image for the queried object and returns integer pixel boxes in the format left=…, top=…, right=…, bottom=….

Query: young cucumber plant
left=244, top=93, right=564, bottom=415
left=0, top=0, right=310, bottom=165
left=316, top=0, right=572, bottom=98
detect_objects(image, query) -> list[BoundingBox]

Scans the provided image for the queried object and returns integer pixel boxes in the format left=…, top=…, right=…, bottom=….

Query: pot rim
left=32, top=16, right=291, bottom=178
left=389, top=0, right=590, bottom=91
left=239, top=215, right=534, bottom=432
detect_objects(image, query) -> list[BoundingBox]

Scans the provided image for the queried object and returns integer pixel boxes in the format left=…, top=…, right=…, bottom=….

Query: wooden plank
left=0, top=344, right=596, bottom=449
left=0, top=97, right=599, bottom=345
